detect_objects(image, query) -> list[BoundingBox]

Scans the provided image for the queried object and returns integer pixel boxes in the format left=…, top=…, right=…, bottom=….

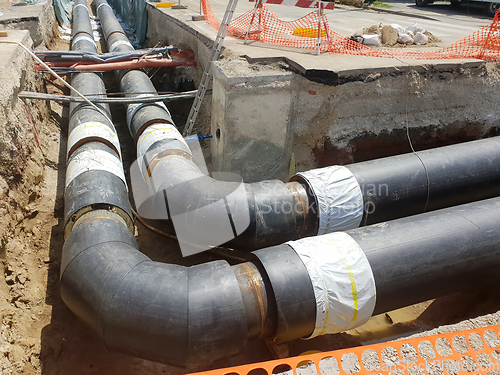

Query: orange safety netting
left=202, top=0, right=500, bottom=60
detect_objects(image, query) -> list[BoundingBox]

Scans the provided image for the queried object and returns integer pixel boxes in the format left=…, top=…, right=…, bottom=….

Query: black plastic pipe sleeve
left=71, top=0, right=97, bottom=52
left=345, top=136, right=500, bottom=225
left=349, top=196, right=500, bottom=314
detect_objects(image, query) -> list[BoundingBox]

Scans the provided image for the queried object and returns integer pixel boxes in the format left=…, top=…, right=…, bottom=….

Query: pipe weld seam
left=287, top=232, right=376, bottom=338
left=137, top=123, right=189, bottom=160
left=73, top=3, right=89, bottom=12
left=61, top=238, right=138, bottom=277
left=72, top=33, right=97, bottom=48
left=146, top=150, right=196, bottom=179
left=96, top=2, right=112, bottom=13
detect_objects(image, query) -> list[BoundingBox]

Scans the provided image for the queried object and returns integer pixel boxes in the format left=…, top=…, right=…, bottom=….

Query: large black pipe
left=62, top=1, right=315, bottom=366
left=95, top=0, right=500, bottom=251
left=61, top=0, right=500, bottom=368
left=343, top=137, right=500, bottom=225
left=349, top=197, right=500, bottom=314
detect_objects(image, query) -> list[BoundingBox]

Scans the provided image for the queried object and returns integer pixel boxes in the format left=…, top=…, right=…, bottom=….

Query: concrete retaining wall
left=0, top=0, right=57, bottom=47
left=211, top=58, right=500, bottom=181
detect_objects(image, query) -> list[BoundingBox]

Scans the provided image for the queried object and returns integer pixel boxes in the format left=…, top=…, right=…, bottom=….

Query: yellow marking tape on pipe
left=342, top=257, right=358, bottom=321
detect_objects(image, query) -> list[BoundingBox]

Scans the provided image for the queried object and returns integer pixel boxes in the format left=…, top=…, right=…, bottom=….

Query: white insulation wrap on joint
left=65, top=149, right=127, bottom=188
left=67, top=121, right=121, bottom=159
left=287, top=232, right=376, bottom=338
left=296, top=166, right=363, bottom=234
left=109, top=39, right=133, bottom=53
left=136, top=123, right=189, bottom=172
left=72, top=33, right=97, bottom=48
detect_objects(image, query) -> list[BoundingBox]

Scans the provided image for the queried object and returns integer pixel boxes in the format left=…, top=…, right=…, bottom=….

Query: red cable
left=19, top=98, right=41, bottom=148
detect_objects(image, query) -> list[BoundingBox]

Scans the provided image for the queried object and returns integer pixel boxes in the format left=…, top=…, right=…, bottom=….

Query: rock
left=367, top=24, right=381, bottom=35
left=17, top=337, right=36, bottom=348
left=31, top=226, right=40, bottom=237
left=7, top=344, right=25, bottom=363
left=381, top=26, right=398, bottom=46
left=16, top=273, right=27, bottom=285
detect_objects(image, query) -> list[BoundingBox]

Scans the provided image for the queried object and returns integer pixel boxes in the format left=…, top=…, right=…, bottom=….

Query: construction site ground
left=0, top=0, right=500, bottom=374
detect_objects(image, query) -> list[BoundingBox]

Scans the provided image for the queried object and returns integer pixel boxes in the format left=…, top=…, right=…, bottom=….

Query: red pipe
left=39, top=58, right=196, bottom=70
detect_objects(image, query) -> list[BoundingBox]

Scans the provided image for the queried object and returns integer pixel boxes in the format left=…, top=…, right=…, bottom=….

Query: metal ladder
left=183, top=0, right=239, bottom=136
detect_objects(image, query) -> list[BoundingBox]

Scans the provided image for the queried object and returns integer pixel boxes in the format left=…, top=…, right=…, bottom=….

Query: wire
left=19, top=98, right=41, bottom=148
left=0, top=40, right=114, bottom=128
left=130, top=207, right=247, bottom=262
left=397, top=58, right=431, bottom=213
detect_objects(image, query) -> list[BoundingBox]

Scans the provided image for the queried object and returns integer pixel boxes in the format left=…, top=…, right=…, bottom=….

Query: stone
left=381, top=26, right=398, bottom=46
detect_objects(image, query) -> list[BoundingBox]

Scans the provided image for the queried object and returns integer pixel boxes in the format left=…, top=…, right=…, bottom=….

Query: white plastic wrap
left=398, top=33, right=413, bottom=44
left=360, top=34, right=381, bottom=46
left=296, top=166, right=363, bottom=234
left=390, top=23, right=405, bottom=34
left=67, top=121, right=121, bottom=159
left=109, top=39, right=133, bottom=53
left=414, top=31, right=428, bottom=45
left=136, top=123, right=189, bottom=175
left=72, top=34, right=97, bottom=48
left=65, top=149, right=126, bottom=188
left=287, top=232, right=376, bottom=338
left=406, top=23, right=425, bottom=34
left=126, top=95, right=170, bottom=129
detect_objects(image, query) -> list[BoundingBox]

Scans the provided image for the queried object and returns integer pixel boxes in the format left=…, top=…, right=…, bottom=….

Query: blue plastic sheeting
left=53, top=0, right=74, bottom=26
left=107, top=0, right=147, bottom=46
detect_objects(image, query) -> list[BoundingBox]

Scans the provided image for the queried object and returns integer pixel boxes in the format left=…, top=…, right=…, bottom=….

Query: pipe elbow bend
left=60, top=217, right=248, bottom=368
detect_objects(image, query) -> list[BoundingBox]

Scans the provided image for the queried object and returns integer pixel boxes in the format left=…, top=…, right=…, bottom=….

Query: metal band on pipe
left=67, top=121, right=121, bottom=159
left=96, top=2, right=112, bottom=13
left=287, top=232, right=376, bottom=338
left=73, top=3, right=89, bottom=12
left=66, top=149, right=127, bottom=188
left=296, top=166, right=363, bottom=234
left=126, top=96, right=170, bottom=129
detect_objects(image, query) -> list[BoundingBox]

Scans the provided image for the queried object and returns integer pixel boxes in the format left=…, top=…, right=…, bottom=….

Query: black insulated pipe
left=95, top=0, right=500, bottom=250
left=61, top=1, right=500, bottom=367
left=95, top=0, right=314, bottom=251
left=64, top=0, right=133, bottom=238
left=344, top=136, right=500, bottom=225
left=96, top=0, right=500, bottom=255
left=349, top=196, right=500, bottom=314
left=62, top=1, right=316, bottom=367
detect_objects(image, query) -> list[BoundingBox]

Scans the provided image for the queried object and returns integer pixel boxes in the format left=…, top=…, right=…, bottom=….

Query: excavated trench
left=1, top=1, right=500, bottom=374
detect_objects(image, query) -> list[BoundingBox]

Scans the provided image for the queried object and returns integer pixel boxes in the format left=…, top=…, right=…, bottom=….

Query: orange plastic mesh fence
left=202, top=0, right=500, bottom=60
left=189, top=325, right=500, bottom=375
